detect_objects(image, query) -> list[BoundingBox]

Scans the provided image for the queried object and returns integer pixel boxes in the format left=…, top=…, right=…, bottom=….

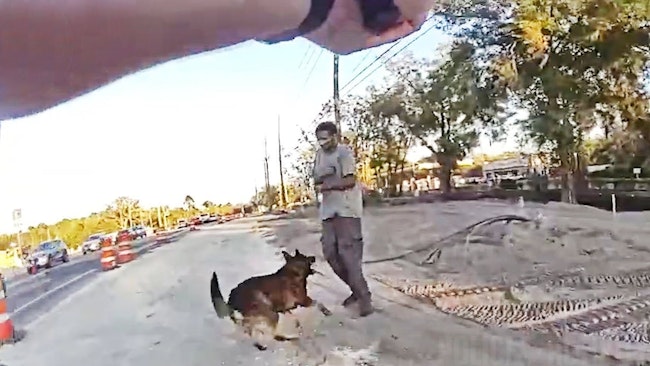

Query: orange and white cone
left=0, top=286, right=17, bottom=344
left=156, top=232, right=169, bottom=245
left=100, top=237, right=117, bottom=271
left=116, top=240, right=136, bottom=264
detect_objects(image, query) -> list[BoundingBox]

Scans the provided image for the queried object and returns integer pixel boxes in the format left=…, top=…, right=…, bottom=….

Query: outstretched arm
left=0, top=0, right=310, bottom=121
left=0, top=0, right=429, bottom=122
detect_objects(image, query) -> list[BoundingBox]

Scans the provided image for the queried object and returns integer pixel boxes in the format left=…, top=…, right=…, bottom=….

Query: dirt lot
left=252, top=199, right=650, bottom=365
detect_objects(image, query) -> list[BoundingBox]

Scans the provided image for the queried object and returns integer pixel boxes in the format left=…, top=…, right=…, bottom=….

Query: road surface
left=4, top=237, right=158, bottom=333
left=0, top=223, right=304, bottom=365
left=6, top=252, right=101, bottom=330
left=0, top=220, right=611, bottom=366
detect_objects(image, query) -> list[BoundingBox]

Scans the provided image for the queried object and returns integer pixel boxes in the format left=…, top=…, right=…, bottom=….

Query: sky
left=0, top=18, right=517, bottom=233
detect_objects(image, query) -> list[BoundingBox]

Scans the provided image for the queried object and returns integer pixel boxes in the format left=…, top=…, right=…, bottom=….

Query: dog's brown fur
left=211, top=249, right=331, bottom=350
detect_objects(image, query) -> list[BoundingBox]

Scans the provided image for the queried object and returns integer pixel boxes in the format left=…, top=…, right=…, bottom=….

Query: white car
left=81, top=233, right=104, bottom=255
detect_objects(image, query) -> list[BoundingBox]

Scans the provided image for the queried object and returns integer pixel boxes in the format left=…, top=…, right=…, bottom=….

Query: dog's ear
left=282, top=251, right=292, bottom=261
left=294, top=249, right=300, bottom=256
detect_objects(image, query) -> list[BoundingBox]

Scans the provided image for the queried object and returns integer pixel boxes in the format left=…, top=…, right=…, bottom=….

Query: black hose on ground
left=363, top=214, right=532, bottom=265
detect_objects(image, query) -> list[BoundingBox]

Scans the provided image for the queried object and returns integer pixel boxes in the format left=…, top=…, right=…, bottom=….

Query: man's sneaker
left=342, top=294, right=357, bottom=307
left=358, top=300, right=374, bottom=317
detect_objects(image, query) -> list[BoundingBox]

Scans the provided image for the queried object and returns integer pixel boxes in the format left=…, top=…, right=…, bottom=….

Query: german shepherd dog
left=210, top=249, right=332, bottom=350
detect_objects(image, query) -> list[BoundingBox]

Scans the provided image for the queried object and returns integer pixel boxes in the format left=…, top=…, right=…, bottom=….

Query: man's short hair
left=315, top=121, right=338, bottom=136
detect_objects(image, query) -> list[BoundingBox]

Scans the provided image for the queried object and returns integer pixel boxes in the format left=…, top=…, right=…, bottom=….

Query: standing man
left=313, top=121, right=373, bottom=317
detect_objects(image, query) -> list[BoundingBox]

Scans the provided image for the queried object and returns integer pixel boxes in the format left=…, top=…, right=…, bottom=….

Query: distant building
left=482, top=156, right=531, bottom=182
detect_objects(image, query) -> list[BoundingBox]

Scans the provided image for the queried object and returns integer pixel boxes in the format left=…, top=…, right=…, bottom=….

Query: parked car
left=27, top=240, right=70, bottom=274
left=199, top=213, right=210, bottom=223
left=177, top=219, right=188, bottom=228
left=81, top=233, right=104, bottom=255
left=130, top=225, right=147, bottom=239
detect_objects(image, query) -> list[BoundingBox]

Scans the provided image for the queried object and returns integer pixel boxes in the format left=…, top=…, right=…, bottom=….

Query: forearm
left=0, top=0, right=309, bottom=120
left=320, top=176, right=356, bottom=192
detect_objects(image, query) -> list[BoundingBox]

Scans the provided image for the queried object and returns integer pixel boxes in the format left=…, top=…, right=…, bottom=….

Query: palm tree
left=184, top=195, right=195, bottom=211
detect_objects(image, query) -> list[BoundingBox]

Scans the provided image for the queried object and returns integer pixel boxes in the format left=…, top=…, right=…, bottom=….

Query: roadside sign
left=633, top=167, right=641, bottom=174
left=12, top=209, right=22, bottom=228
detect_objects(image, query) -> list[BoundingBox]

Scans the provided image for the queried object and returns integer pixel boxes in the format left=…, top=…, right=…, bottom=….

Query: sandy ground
left=3, top=200, right=650, bottom=365
left=253, top=199, right=650, bottom=365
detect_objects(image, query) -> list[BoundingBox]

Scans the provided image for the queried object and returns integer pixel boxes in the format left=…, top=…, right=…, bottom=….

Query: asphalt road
left=0, top=222, right=302, bottom=366
left=4, top=237, right=160, bottom=330
left=6, top=252, right=102, bottom=329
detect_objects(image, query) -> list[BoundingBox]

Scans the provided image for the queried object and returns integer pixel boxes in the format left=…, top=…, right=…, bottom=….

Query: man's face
left=316, top=130, right=337, bottom=151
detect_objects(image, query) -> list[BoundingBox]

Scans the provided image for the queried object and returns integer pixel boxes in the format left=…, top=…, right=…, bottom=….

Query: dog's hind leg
left=250, top=310, right=280, bottom=351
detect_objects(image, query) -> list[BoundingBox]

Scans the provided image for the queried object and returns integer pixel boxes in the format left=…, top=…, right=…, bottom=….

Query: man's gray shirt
left=313, top=144, right=363, bottom=221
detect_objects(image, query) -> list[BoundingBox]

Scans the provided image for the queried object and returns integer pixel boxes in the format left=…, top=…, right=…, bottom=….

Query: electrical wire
left=362, top=214, right=531, bottom=264
left=299, top=49, right=325, bottom=93
left=343, top=19, right=440, bottom=94
left=349, top=50, right=376, bottom=75
left=297, top=45, right=315, bottom=70
left=339, top=39, right=408, bottom=93
left=339, top=14, right=436, bottom=94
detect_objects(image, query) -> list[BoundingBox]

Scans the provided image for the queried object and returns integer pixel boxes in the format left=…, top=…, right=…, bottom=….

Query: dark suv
left=27, top=240, right=70, bottom=274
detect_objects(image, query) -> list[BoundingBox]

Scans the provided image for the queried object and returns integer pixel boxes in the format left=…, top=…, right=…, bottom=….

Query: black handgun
left=356, top=0, right=403, bottom=35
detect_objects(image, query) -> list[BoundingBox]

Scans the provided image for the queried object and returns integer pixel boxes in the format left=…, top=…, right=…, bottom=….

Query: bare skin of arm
left=0, top=0, right=309, bottom=121
left=320, top=176, right=356, bottom=192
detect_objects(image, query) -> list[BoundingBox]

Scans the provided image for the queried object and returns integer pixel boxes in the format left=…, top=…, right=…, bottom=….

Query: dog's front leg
left=315, top=301, right=332, bottom=316
left=302, top=296, right=332, bottom=316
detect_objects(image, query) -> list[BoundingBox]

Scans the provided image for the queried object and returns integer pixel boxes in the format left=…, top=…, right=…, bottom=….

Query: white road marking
left=7, top=272, right=47, bottom=289
left=13, top=269, right=97, bottom=315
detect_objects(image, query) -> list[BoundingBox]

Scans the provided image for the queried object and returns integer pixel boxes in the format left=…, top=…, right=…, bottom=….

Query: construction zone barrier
left=0, top=282, right=21, bottom=345
left=155, top=229, right=187, bottom=245
left=155, top=232, right=171, bottom=245
left=99, top=236, right=117, bottom=271
left=116, top=233, right=136, bottom=265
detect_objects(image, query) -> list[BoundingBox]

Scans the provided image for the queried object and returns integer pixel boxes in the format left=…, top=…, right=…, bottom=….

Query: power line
left=297, top=45, right=314, bottom=70
left=297, top=48, right=325, bottom=96
left=343, top=20, right=439, bottom=94
left=349, top=50, right=376, bottom=75
left=339, top=39, right=407, bottom=93
left=339, top=15, right=436, bottom=94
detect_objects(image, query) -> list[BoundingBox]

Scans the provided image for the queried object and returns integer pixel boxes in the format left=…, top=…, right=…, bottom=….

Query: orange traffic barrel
left=0, top=282, right=16, bottom=344
left=99, top=236, right=117, bottom=271
left=116, top=234, right=136, bottom=264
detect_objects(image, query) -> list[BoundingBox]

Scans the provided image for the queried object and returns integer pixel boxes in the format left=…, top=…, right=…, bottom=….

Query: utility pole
left=263, top=137, right=271, bottom=208
left=277, top=116, right=287, bottom=207
left=157, top=207, right=162, bottom=228
left=333, top=55, right=342, bottom=133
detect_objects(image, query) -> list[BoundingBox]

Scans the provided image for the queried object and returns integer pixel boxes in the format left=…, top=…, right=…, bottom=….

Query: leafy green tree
left=379, top=49, right=506, bottom=193
left=487, top=0, right=650, bottom=202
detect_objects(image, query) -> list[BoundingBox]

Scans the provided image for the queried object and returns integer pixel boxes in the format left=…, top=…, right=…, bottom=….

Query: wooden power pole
left=263, top=137, right=271, bottom=208
left=333, top=54, right=342, bottom=133
left=277, top=116, right=287, bottom=207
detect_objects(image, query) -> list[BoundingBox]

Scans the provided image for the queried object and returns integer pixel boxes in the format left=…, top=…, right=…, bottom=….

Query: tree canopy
left=288, top=0, right=650, bottom=200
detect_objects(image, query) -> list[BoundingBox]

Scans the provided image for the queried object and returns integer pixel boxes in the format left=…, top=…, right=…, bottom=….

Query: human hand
left=304, top=0, right=431, bottom=54
left=319, top=181, right=333, bottom=192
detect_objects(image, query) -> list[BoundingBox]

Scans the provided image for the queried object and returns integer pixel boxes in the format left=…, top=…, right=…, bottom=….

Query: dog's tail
left=211, top=272, right=232, bottom=318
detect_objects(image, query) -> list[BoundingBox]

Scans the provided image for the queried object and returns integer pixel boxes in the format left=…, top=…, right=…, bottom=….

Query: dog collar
left=258, top=0, right=336, bottom=44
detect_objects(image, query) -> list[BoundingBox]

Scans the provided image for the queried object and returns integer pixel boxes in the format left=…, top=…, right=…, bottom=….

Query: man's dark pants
left=320, top=215, right=371, bottom=303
